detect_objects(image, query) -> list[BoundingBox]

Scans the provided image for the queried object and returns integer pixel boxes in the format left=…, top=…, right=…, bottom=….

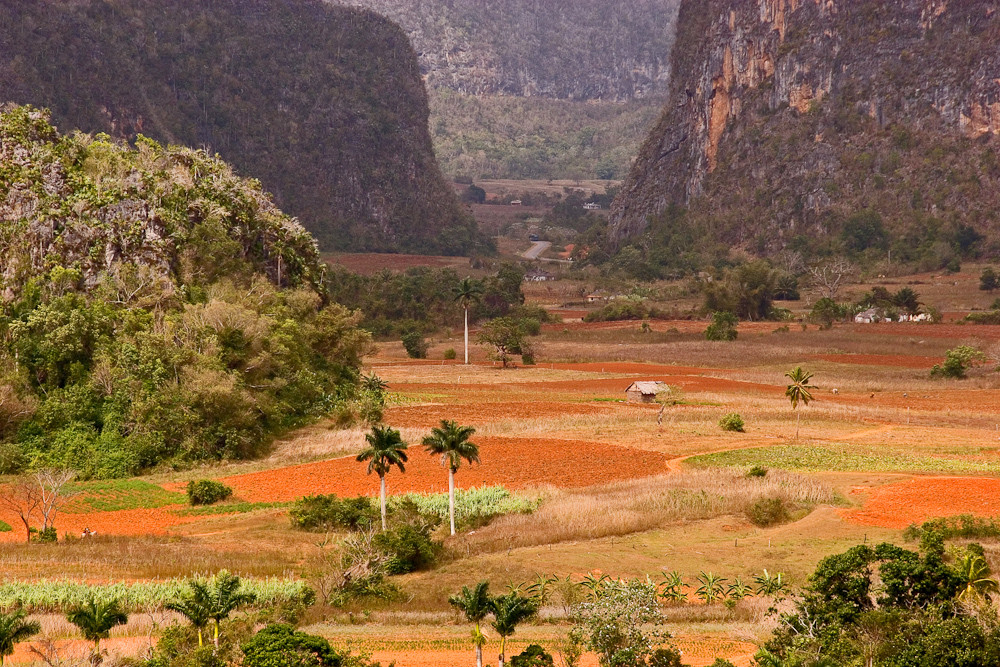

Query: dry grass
left=452, top=469, right=837, bottom=555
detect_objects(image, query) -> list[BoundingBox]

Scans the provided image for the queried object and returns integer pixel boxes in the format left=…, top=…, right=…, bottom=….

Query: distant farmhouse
left=625, top=381, right=669, bottom=403
left=524, top=269, right=555, bottom=282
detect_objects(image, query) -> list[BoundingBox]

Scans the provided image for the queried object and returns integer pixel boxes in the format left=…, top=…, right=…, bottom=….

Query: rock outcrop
left=610, top=0, right=1000, bottom=254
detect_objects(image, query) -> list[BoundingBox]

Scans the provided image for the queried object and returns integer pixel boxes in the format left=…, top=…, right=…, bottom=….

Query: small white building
left=854, top=308, right=882, bottom=324
left=583, top=202, right=602, bottom=210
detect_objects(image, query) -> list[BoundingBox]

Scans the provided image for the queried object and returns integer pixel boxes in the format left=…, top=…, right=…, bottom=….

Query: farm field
left=3, top=268, right=1000, bottom=666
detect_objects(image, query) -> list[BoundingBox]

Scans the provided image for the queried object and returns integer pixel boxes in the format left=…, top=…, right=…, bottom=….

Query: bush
left=31, top=527, right=57, bottom=543
left=718, top=413, right=745, bottom=432
left=903, top=515, right=1000, bottom=542
left=289, top=495, right=378, bottom=532
left=704, top=311, right=738, bottom=341
left=186, top=480, right=234, bottom=506
left=521, top=352, right=536, bottom=365
left=372, top=524, right=441, bottom=574
left=242, top=624, right=347, bottom=667
left=443, top=348, right=456, bottom=360
left=746, top=497, right=790, bottom=527
left=964, top=310, right=1000, bottom=325
left=510, top=644, right=554, bottom=667
left=647, top=648, right=685, bottom=667
left=930, top=345, right=986, bottom=379
left=746, top=465, right=768, bottom=478
left=400, top=330, right=428, bottom=359
left=0, top=520, right=11, bottom=532
left=709, top=660, right=737, bottom=667
left=583, top=299, right=663, bottom=322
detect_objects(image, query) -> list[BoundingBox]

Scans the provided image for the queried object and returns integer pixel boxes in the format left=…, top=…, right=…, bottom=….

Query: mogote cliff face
left=610, top=0, right=1000, bottom=250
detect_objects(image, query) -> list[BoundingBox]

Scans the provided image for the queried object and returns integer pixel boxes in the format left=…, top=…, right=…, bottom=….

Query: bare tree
left=36, top=468, right=77, bottom=534
left=808, top=259, right=856, bottom=300
left=0, top=477, right=42, bottom=543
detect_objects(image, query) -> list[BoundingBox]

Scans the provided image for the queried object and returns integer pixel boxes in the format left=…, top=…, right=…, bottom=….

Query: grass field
left=4, top=266, right=1000, bottom=665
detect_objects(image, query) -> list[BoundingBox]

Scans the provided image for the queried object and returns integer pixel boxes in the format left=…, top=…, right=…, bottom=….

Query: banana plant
left=754, top=570, right=787, bottom=597
left=727, top=577, right=752, bottom=601
left=581, top=573, right=610, bottom=600
left=658, top=570, right=687, bottom=604
left=522, top=574, right=558, bottom=606
left=695, top=571, right=727, bottom=605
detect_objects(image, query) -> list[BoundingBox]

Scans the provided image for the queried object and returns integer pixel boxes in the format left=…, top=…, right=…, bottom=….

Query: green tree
left=166, top=580, right=212, bottom=647
left=784, top=367, right=816, bottom=440
left=704, top=311, right=738, bottom=341
left=242, top=624, right=343, bottom=667
left=202, top=571, right=257, bottom=649
left=955, top=553, right=999, bottom=602
left=454, top=277, right=485, bottom=364
left=0, top=610, right=40, bottom=667
left=573, top=579, right=667, bottom=667
left=930, top=346, right=987, bottom=379
left=491, top=592, right=539, bottom=667
left=449, top=581, right=493, bottom=667
left=66, top=598, right=128, bottom=662
left=477, top=317, right=531, bottom=368
left=980, top=267, right=999, bottom=293
left=357, top=425, right=409, bottom=530
left=423, top=420, right=480, bottom=535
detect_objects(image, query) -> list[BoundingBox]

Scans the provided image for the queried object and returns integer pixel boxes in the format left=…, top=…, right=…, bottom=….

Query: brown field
left=7, top=265, right=1000, bottom=666
left=322, top=252, right=476, bottom=276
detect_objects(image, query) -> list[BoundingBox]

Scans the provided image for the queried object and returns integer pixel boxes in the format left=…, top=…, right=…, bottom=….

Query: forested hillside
left=0, top=105, right=372, bottom=478
left=0, top=0, right=481, bottom=254
left=608, top=0, right=1000, bottom=272
left=326, top=0, right=682, bottom=180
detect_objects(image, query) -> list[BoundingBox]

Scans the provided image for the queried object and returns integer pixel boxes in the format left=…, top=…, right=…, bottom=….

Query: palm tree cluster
left=167, top=571, right=256, bottom=650
left=449, top=581, right=538, bottom=667
left=357, top=419, right=480, bottom=535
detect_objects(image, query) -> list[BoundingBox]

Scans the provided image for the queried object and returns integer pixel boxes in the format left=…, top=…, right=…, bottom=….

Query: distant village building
left=510, top=200, right=523, bottom=206
left=625, top=381, right=669, bottom=404
left=854, top=308, right=931, bottom=323
left=586, top=290, right=607, bottom=303
left=583, top=202, right=602, bottom=210
left=524, top=269, right=555, bottom=282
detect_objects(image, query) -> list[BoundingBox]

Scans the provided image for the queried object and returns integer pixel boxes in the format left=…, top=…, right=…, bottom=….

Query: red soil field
left=0, top=504, right=198, bottom=543
left=220, top=436, right=671, bottom=503
left=842, top=476, right=1000, bottom=529
left=850, top=322, right=1000, bottom=340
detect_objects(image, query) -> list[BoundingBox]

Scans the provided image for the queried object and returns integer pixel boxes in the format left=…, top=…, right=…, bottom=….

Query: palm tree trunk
left=214, top=620, right=220, bottom=649
left=796, top=411, right=800, bottom=440
left=498, top=636, right=506, bottom=667
left=197, top=628, right=203, bottom=647
left=464, top=306, right=470, bottom=364
left=448, top=467, right=456, bottom=536
left=380, top=473, right=387, bottom=531
left=475, top=644, right=483, bottom=667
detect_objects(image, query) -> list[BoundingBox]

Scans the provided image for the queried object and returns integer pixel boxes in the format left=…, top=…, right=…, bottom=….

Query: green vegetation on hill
left=0, top=106, right=372, bottom=478
left=0, top=0, right=483, bottom=254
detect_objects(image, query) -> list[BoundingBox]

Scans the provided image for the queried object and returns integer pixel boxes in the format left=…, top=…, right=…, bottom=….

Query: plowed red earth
left=842, top=477, right=1000, bottom=529
left=219, top=436, right=670, bottom=502
left=0, top=505, right=197, bottom=543
left=386, top=401, right=609, bottom=427
left=851, top=322, right=1000, bottom=339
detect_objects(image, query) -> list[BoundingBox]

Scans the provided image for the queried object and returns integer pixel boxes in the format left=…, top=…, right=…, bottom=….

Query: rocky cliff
left=610, top=0, right=1000, bottom=259
left=326, top=0, right=681, bottom=101
left=0, top=0, right=481, bottom=254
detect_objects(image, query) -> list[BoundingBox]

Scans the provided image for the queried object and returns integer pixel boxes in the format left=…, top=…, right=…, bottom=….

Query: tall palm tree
left=449, top=581, right=493, bottom=667
left=423, top=420, right=480, bottom=535
left=0, top=610, right=40, bottom=667
left=956, top=553, right=999, bottom=601
left=166, top=580, right=212, bottom=647
left=784, top=366, right=816, bottom=439
left=203, top=571, right=256, bottom=649
left=490, top=591, right=538, bottom=667
left=453, top=277, right=484, bottom=364
left=66, top=598, right=128, bottom=664
left=357, top=424, right=409, bottom=530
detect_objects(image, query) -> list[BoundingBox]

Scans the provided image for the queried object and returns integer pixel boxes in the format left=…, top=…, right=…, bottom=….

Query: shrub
left=583, top=299, right=664, bottom=322
left=648, top=649, right=685, bottom=667
left=0, top=520, right=10, bottom=532
left=443, top=348, right=456, bottom=360
left=704, top=311, right=738, bottom=341
left=709, top=660, right=737, bottom=667
left=400, top=330, right=428, bottom=359
left=930, top=345, right=986, bottom=379
left=718, top=413, right=745, bottom=432
left=903, top=515, right=1000, bottom=542
left=242, top=624, right=347, bottom=667
left=746, top=497, right=790, bottom=527
left=510, top=644, right=554, bottom=667
left=964, top=310, right=1000, bottom=325
left=289, top=495, right=378, bottom=532
left=186, top=480, right=233, bottom=505
left=746, top=465, right=768, bottom=478
left=372, top=524, right=441, bottom=574
left=521, top=352, right=536, bottom=365
left=31, top=527, right=57, bottom=543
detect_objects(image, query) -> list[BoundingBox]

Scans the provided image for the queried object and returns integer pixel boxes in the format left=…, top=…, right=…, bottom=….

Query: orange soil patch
left=0, top=503, right=197, bottom=543
left=851, top=322, right=1000, bottom=340
left=549, top=308, right=588, bottom=319
left=543, top=319, right=814, bottom=335
left=511, top=375, right=784, bottom=396
left=9, top=638, right=148, bottom=665
left=219, top=436, right=670, bottom=502
left=386, top=401, right=609, bottom=427
left=842, top=476, right=1000, bottom=529
left=810, top=353, right=942, bottom=369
